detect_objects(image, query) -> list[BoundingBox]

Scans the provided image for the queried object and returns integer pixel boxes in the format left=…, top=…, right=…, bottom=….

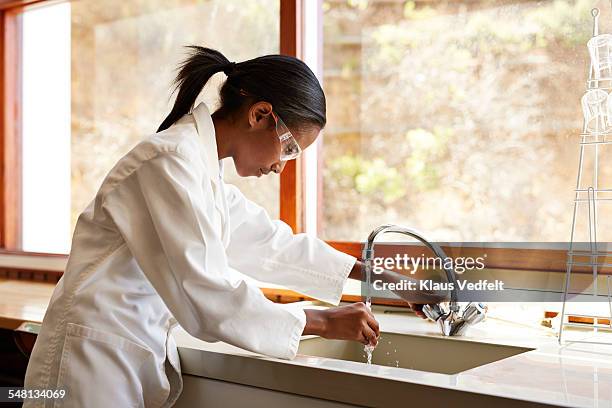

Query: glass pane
left=22, top=3, right=71, bottom=254
left=21, top=0, right=279, bottom=254
left=320, top=0, right=606, bottom=242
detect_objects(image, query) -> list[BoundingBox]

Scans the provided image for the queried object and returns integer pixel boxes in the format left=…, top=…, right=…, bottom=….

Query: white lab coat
left=23, top=102, right=356, bottom=408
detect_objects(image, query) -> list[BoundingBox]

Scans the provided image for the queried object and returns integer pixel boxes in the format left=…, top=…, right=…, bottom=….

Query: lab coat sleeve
left=224, top=182, right=356, bottom=306
left=102, top=150, right=306, bottom=360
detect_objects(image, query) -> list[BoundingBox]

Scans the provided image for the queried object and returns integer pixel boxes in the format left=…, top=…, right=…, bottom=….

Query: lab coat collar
left=191, top=102, right=230, bottom=246
left=192, top=102, right=221, bottom=180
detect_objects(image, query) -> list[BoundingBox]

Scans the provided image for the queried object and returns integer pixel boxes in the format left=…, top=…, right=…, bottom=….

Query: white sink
left=298, top=331, right=533, bottom=374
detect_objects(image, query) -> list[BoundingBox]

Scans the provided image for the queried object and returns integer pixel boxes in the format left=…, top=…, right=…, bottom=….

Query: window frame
left=0, top=0, right=587, bottom=292
left=0, top=1, right=23, bottom=251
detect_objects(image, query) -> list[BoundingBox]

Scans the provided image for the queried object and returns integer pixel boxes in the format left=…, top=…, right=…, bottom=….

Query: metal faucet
left=363, top=224, right=487, bottom=336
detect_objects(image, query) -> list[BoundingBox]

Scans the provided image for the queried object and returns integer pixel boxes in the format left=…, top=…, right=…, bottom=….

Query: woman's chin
left=235, top=166, right=260, bottom=178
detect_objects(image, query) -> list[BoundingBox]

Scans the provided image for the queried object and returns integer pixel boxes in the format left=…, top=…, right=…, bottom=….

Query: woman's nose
left=271, top=162, right=286, bottom=174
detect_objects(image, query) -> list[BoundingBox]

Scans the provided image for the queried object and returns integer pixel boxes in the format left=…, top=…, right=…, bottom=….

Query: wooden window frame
left=0, top=1, right=23, bottom=251
left=0, top=0, right=594, bottom=300
left=280, top=0, right=305, bottom=234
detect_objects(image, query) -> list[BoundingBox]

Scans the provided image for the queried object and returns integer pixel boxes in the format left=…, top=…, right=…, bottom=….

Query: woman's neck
left=211, top=112, right=235, bottom=160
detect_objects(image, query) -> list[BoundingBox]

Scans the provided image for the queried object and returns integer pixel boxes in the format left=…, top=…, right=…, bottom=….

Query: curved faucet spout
left=363, top=224, right=459, bottom=308
left=362, top=224, right=487, bottom=336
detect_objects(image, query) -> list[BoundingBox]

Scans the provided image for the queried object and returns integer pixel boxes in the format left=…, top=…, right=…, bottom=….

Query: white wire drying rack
left=559, top=7, right=612, bottom=346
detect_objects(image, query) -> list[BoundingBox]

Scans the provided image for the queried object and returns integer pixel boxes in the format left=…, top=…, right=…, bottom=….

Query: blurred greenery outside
left=320, top=0, right=612, bottom=242
left=66, top=0, right=612, bottom=246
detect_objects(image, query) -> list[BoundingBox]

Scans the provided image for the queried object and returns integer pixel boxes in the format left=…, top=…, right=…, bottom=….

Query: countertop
left=1, top=279, right=610, bottom=407
left=174, top=303, right=612, bottom=408
left=0, top=279, right=54, bottom=330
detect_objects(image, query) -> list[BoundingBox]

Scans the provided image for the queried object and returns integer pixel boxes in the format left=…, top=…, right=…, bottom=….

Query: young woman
left=23, top=47, right=425, bottom=407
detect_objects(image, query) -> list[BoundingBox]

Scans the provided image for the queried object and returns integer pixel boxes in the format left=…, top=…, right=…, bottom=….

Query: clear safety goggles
left=271, top=111, right=302, bottom=161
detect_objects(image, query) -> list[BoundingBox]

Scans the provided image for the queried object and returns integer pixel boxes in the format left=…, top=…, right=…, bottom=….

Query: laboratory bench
left=1, top=279, right=611, bottom=407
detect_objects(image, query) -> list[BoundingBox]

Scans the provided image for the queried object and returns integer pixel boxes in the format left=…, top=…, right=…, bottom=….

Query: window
left=22, top=3, right=71, bottom=254
left=319, top=0, right=606, bottom=244
left=19, top=0, right=280, bottom=254
left=2, top=0, right=599, bottom=279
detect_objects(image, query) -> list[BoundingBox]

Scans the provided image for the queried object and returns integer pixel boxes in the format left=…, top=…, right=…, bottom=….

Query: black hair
left=157, top=46, right=326, bottom=133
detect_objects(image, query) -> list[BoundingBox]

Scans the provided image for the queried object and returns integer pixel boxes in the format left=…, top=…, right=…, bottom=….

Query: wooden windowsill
left=0, top=249, right=67, bottom=282
left=2, top=241, right=608, bottom=275
left=328, top=241, right=612, bottom=275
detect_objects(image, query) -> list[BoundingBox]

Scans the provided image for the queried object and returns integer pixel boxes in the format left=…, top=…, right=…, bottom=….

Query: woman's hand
left=303, top=303, right=380, bottom=346
left=349, top=260, right=447, bottom=318
left=406, top=303, right=427, bottom=319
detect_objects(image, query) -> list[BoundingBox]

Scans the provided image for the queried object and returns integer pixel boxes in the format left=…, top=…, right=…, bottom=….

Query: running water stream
left=364, top=258, right=375, bottom=365
left=364, top=270, right=399, bottom=367
left=364, top=298, right=374, bottom=364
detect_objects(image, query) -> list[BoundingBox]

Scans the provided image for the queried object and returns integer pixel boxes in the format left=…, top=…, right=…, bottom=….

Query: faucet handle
left=422, top=303, right=444, bottom=322
left=462, top=302, right=487, bottom=325
left=422, top=302, right=487, bottom=336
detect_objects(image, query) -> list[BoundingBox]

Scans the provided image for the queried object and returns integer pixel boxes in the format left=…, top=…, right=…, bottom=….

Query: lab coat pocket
left=162, top=328, right=183, bottom=407
left=54, top=323, right=161, bottom=408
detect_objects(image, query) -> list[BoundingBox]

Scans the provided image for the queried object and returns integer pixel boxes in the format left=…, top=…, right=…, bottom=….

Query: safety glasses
left=270, top=111, right=302, bottom=161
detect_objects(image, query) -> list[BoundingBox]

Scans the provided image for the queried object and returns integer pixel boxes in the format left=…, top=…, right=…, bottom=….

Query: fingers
left=361, top=325, right=378, bottom=346
left=357, top=302, right=379, bottom=346
left=413, top=306, right=427, bottom=319
left=409, top=303, right=422, bottom=311
left=408, top=303, right=428, bottom=319
left=323, top=302, right=382, bottom=346
left=365, top=313, right=380, bottom=337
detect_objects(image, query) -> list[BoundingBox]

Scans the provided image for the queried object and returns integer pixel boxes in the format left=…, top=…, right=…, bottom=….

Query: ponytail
left=158, top=46, right=326, bottom=133
left=157, top=46, right=233, bottom=132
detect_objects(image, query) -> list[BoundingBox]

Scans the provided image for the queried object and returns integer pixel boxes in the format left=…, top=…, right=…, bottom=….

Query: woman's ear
left=248, top=101, right=273, bottom=129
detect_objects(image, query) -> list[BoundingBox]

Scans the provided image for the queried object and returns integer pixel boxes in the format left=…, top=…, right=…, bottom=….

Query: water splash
left=364, top=344, right=374, bottom=364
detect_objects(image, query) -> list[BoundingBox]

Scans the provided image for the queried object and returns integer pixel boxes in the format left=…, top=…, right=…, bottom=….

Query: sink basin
left=298, top=332, right=533, bottom=374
